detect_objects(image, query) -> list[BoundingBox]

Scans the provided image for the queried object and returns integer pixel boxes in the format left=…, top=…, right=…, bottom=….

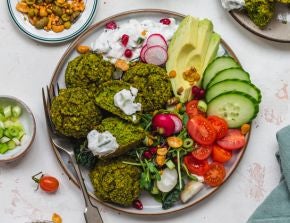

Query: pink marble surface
left=1, top=0, right=290, bottom=222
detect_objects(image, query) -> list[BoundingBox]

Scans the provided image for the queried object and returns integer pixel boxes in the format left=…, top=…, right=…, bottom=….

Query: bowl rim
left=0, top=95, right=36, bottom=164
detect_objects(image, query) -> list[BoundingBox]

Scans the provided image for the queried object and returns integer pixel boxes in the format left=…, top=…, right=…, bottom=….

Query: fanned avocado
left=166, top=16, right=220, bottom=102
left=95, top=117, right=145, bottom=159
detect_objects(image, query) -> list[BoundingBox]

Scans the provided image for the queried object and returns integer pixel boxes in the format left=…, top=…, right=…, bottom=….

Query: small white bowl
left=0, top=96, right=36, bottom=164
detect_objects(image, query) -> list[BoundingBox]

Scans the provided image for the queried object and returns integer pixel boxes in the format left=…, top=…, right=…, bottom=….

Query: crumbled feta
left=87, top=130, right=119, bottom=157
left=113, top=87, right=142, bottom=115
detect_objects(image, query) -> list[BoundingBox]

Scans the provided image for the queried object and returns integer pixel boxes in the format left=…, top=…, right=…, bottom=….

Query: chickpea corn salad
left=16, top=0, right=85, bottom=33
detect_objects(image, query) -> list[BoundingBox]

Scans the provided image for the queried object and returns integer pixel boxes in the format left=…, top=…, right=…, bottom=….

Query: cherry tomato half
left=187, top=115, right=216, bottom=145
left=184, top=154, right=209, bottom=176
left=207, top=115, right=228, bottom=139
left=212, top=144, right=232, bottom=163
left=204, top=162, right=226, bottom=187
left=39, top=176, right=59, bottom=193
left=217, top=129, right=246, bottom=150
left=192, top=144, right=213, bottom=160
left=185, top=100, right=205, bottom=118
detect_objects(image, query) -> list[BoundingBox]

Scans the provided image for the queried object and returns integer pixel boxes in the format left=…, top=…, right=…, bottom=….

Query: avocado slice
left=167, top=15, right=199, bottom=62
left=200, top=32, right=221, bottom=83
left=166, top=17, right=220, bottom=102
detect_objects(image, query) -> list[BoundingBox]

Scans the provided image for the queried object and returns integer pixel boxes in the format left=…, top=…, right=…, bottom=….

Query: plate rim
left=7, top=0, right=99, bottom=43
left=229, top=9, right=290, bottom=43
left=48, top=9, right=250, bottom=215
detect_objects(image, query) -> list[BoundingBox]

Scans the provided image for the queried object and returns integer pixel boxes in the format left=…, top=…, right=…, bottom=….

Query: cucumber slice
left=205, top=79, right=262, bottom=103
left=207, top=91, right=259, bottom=128
left=202, top=56, right=239, bottom=89
left=207, top=68, right=250, bottom=88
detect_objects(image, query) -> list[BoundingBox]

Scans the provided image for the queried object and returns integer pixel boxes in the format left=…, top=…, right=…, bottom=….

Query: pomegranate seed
left=149, top=147, right=157, bottom=155
left=132, top=199, right=143, bottom=210
left=121, top=34, right=129, bottom=47
left=105, top=21, right=117, bottom=30
left=124, top=49, right=133, bottom=58
left=198, top=89, right=205, bottom=99
left=160, top=18, right=171, bottom=25
left=143, top=150, right=153, bottom=160
left=192, top=86, right=201, bottom=95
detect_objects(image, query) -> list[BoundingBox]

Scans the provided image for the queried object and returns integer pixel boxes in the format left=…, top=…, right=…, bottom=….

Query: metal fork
left=42, top=85, right=103, bottom=223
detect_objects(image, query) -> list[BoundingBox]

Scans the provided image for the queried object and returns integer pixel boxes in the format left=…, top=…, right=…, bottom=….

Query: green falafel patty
left=51, top=87, right=102, bottom=138
left=122, top=63, right=173, bottom=112
left=95, top=80, right=142, bottom=122
left=95, top=117, right=145, bottom=158
left=245, top=0, right=275, bottom=29
left=65, top=53, right=114, bottom=91
left=90, top=157, right=141, bottom=206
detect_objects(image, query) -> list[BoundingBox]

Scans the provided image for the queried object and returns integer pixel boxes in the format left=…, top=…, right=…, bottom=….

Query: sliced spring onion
left=0, top=128, right=3, bottom=138
left=7, top=140, right=16, bottom=150
left=183, top=138, right=194, bottom=148
left=0, top=136, right=10, bottom=143
left=0, top=143, right=9, bottom=154
left=3, top=106, right=12, bottom=118
left=12, top=106, right=22, bottom=118
left=166, top=159, right=176, bottom=170
left=197, top=100, right=207, bottom=113
left=12, top=137, right=21, bottom=146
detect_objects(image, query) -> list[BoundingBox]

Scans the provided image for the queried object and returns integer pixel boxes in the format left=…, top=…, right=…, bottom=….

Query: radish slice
left=140, top=44, right=148, bottom=62
left=168, top=114, right=183, bottom=134
left=147, top=34, right=168, bottom=49
left=144, top=46, right=168, bottom=66
left=157, top=168, right=178, bottom=193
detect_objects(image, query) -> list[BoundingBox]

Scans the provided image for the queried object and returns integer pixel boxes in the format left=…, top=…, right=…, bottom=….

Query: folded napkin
left=247, top=125, right=290, bottom=223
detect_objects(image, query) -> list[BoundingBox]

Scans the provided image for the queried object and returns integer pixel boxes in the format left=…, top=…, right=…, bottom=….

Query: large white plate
left=48, top=9, right=250, bottom=215
left=7, top=0, right=98, bottom=43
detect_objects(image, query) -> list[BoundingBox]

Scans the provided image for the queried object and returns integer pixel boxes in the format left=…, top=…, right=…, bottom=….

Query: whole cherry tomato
left=32, top=172, right=59, bottom=193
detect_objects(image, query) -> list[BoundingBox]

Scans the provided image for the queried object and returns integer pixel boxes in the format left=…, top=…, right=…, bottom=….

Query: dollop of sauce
left=87, top=130, right=119, bottom=157
left=92, top=18, right=178, bottom=62
left=114, top=87, right=142, bottom=115
left=221, top=0, right=244, bottom=11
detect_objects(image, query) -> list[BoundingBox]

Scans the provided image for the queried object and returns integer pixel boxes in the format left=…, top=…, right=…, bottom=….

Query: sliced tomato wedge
left=187, top=115, right=216, bottom=145
left=185, top=100, right=205, bottom=118
left=184, top=154, right=209, bottom=176
left=192, top=144, right=213, bottom=160
left=207, top=115, right=228, bottom=139
left=204, top=162, right=226, bottom=187
left=217, top=129, right=246, bottom=150
left=212, top=144, right=232, bottom=163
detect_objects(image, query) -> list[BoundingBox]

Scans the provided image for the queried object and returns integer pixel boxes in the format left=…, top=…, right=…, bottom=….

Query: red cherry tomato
left=217, top=129, right=246, bottom=150
left=33, top=172, right=59, bottom=193
left=204, top=162, right=226, bottom=187
left=187, top=115, right=216, bottom=145
left=192, top=144, right=213, bottom=160
left=185, top=100, right=205, bottom=118
left=184, top=154, right=209, bottom=176
left=212, top=144, right=232, bottom=163
left=207, top=116, right=228, bottom=139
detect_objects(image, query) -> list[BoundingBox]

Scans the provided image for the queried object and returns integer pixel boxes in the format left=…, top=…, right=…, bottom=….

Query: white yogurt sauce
left=87, top=130, right=119, bottom=157
left=92, top=18, right=178, bottom=62
left=114, top=86, right=141, bottom=116
left=221, top=0, right=245, bottom=11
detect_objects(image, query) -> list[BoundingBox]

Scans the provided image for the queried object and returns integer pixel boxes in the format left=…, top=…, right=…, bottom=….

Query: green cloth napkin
left=247, top=125, right=290, bottom=223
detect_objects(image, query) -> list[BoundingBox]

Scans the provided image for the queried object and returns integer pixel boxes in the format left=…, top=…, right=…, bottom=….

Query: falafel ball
left=51, top=87, right=102, bottom=138
left=245, top=0, right=275, bottom=29
left=90, top=157, right=141, bottom=206
left=65, top=53, right=114, bottom=91
left=122, top=63, right=173, bottom=112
